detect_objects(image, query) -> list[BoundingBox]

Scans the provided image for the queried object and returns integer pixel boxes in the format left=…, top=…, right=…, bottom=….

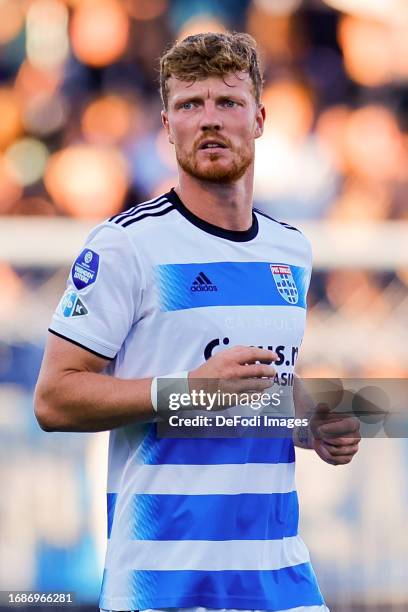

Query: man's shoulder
left=107, top=192, right=176, bottom=232
left=78, top=192, right=177, bottom=265
left=254, top=207, right=312, bottom=267
left=253, top=207, right=303, bottom=234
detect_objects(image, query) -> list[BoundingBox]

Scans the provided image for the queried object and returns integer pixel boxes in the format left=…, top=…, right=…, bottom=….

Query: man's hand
left=188, top=346, right=277, bottom=409
left=310, top=404, right=361, bottom=466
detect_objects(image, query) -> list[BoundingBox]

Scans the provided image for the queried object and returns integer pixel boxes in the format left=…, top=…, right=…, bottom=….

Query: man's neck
left=175, top=169, right=254, bottom=231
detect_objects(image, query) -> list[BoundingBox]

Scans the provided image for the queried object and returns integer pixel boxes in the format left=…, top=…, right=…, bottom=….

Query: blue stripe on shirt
left=155, top=261, right=308, bottom=311
left=119, top=564, right=324, bottom=610
left=137, top=425, right=295, bottom=465
left=131, top=492, right=298, bottom=540
left=107, top=493, right=117, bottom=539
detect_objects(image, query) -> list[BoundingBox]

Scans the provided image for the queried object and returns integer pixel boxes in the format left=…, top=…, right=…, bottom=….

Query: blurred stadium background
left=0, top=0, right=407, bottom=610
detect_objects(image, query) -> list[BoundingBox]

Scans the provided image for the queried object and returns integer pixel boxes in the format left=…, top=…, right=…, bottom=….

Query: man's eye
left=182, top=102, right=194, bottom=110
left=223, top=100, right=237, bottom=108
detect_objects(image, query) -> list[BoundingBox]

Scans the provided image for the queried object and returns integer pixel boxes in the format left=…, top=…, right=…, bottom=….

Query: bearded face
left=163, top=73, right=264, bottom=185
left=175, top=131, right=255, bottom=183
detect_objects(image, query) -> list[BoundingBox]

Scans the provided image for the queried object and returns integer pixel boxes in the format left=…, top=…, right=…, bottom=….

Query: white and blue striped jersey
left=49, top=189, right=327, bottom=612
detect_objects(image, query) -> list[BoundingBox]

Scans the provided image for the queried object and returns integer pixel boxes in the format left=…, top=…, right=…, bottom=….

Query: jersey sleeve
left=49, top=222, right=144, bottom=360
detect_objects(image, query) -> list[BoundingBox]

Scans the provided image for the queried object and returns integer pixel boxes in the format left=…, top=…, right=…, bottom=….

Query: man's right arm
left=34, top=333, right=154, bottom=432
left=34, top=335, right=277, bottom=433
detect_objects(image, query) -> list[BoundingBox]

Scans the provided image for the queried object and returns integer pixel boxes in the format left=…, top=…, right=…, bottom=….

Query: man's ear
left=254, top=104, right=266, bottom=139
left=161, top=110, right=174, bottom=144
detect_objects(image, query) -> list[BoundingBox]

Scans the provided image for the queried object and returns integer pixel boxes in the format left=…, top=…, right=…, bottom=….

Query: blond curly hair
left=160, top=31, right=263, bottom=109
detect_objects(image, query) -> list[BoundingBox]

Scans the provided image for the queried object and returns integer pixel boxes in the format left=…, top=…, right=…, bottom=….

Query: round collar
left=166, top=188, right=259, bottom=243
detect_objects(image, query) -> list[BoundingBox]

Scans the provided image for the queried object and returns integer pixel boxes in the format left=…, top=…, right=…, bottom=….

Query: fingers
left=319, top=417, right=361, bottom=438
left=238, top=363, right=276, bottom=379
left=223, top=377, right=273, bottom=394
left=313, top=411, right=361, bottom=465
left=314, top=439, right=360, bottom=465
left=240, top=378, right=275, bottom=392
left=327, top=455, right=355, bottom=466
left=322, top=442, right=360, bottom=456
left=318, top=435, right=361, bottom=447
left=234, top=347, right=277, bottom=365
left=313, top=441, right=334, bottom=464
left=193, top=346, right=278, bottom=382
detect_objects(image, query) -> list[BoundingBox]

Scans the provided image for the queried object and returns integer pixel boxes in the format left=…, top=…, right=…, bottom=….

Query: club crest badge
left=71, top=249, right=100, bottom=291
left=270, top=264, right=298, bottom=304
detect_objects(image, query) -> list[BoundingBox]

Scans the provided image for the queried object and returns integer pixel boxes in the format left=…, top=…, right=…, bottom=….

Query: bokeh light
left=253, top=0, right=301, bottom=16
left=254, top=80, right=334, bottom=219
left=0, top=88, right=22, bottom=149
left=248, top=4, right=295, bottom=61
left=323, top=0, right=408, bottom=23
left=150, top=177, right=178, bottom=199
left=81, top=95, right=133, bottom=145
left=124, top=0, right=168, bottom=21
left=0, top=263, right=23, bottom=320
left=155, top=128, right=177, bottom=171
left=330, top=179, right=392, bottom=221
left=15, top=60, right=60, bottom=99
left=5, top=138, right=49, bottom=187
left=176, top=16, right=225, bottom=40
left=392, top=24, right=408, bottom=78
left=0, top=0, right=24, bottom=45
left=396, top=268, right=408, bottom=287
left=0, top=156, right=23, bottom=213
left=44, top=145, right=129, bottom=218
left=70, top=0, right=129, bottom=67
left=9, top=196, right=56, bottom=216
left=343, top=106, right=404, bottom=181
left=338, top=15, right=392, bottom=87
left=26, top=0, right=70, bottom=71
left=262, top=80, right=314, bottom=140
left=22, top=92, right=69, bottom=137
left=325, top=270, right=386, bottom=316
left=315, top=106, right=351, bottom=173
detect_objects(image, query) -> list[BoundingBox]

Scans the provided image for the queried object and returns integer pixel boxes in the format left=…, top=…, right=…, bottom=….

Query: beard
left=176, top=140, right=254, bottom=184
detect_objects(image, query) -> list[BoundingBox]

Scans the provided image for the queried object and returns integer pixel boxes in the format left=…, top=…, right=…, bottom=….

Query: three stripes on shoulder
left=109, top=195, right=174, bottom=228
left=109, top=195, right=301, bottom=234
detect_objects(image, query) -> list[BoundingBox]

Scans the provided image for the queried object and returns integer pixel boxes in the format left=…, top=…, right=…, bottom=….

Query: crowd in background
left=0, top=0, right=407, bottom=222
left=0, top=0, right=407, bottom=377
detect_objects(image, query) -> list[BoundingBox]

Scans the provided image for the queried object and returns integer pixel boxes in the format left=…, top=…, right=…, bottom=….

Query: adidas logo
left=191, top=271, right=218, bottom=292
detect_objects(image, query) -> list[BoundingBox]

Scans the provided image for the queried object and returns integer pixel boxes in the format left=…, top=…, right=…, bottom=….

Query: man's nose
left=199, top=102, right=222, bottom=131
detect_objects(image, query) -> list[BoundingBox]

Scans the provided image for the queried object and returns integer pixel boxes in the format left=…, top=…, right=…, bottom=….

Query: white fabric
left=107, top=462, right=295, bottom=495
left=103, top=535, right=310, bottom=571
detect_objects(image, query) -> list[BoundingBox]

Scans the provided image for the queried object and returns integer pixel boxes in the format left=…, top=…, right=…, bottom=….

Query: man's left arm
left=293, top=375, right=361, bottom=465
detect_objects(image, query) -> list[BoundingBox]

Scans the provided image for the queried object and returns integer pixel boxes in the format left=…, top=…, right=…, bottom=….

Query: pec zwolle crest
left=270, top=264, right=298, bottom=304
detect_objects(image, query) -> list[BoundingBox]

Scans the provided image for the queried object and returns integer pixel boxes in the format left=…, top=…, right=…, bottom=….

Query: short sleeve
left=49, top=223, right=144, bottom=359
